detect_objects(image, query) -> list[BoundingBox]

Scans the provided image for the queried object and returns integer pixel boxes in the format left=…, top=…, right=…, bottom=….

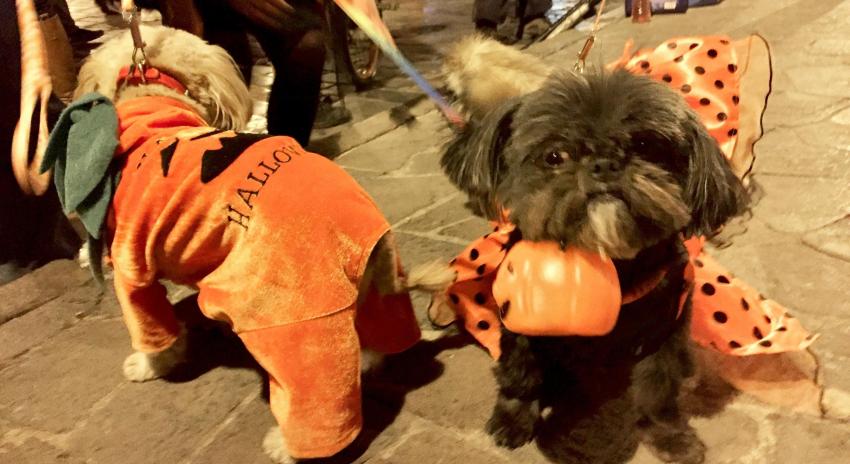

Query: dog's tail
left=443, top=34, right=553, bottom=119
left=403, top=259, right=456, bottom=293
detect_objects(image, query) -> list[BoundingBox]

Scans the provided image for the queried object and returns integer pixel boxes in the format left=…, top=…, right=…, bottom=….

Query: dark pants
left=474, top=0, right=552, bottom=23
left=0, top=0, right=82, bottom=284
left=199, top=1, right=326, bottom=146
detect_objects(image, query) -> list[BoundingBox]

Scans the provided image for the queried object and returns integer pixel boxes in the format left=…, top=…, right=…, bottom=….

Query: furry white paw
left=122, top=334, right=186, bottom=382
left=360, top=349, right=384, bottom=376
left=262, top=426, right=295, bottom=464
left=123, top=352, right=163, bottom=382
left=77, top=244, right=90, bottom=269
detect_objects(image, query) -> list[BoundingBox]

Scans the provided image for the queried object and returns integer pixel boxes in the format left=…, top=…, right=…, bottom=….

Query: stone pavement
left=2, top=0, right=850, bottom=463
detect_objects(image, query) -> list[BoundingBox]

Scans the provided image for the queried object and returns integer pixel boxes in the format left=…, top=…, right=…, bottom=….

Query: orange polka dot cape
left=433, top=36, right=816, bottom=360
left=108, top=96, right=420, bottom=458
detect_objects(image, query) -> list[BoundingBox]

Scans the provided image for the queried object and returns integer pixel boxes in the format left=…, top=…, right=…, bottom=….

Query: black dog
left=441, top=69, right=748, bottom=463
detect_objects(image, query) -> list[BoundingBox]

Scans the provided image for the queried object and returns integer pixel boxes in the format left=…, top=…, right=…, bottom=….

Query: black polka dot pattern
left=741, top=298, right=750, bottom=310
left=728, top=64, right=738, bottom=73
left=694, top=259, right=704, bottom=267
left=477, top=320, right=490, bottom=330
left=662, top=74, right=672, bottom=83
left=764, top=316, right=772, bottom=324
left=753, top=326, right=764, bottom=340
left=667, top=42, right=677, bottom=49
left=714, top=80, right=724, bottom=89
left=707, top=49, right=718, bottom=58
left=674, top=55, right=684, bottom=63
left=474, top=292, right=486, bottom=305
left=470, top=248, right=479, bottom=260
left=700, top=98, right=711, bottom=106
left=717, top=112, right=728, bottom=121
left=640, top=60, right=650, bottom=69
left=778, top=326, right=787, bottom=332
left=681, top=84, right=691, bottom=93
left=701, top=283, right=716, bottom=295
left=717, top=275, right=730, bottom=284
left=476, top=264, right=486, bottom=275
left=729, top=340, right=741, bottom=349
left=695, top=66, right=706, bottom=75
left=690, top=43, right=699, bottom=49
left=759, top=340, right=772, bottom=348
left=732, top=95, right=740, bottom=105
left=713, top=311, right=728, bottom=323
left=728, top=128, right=738, bottom=137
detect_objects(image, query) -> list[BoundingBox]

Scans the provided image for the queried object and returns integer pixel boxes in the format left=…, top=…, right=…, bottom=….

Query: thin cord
left=592, top=0, right=607, bottom=35
left=574, top=0, right=607, bottom=73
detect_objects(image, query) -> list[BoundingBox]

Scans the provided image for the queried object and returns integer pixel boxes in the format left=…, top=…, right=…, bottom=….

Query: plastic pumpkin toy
left=492, top=242, right=622, bottom=337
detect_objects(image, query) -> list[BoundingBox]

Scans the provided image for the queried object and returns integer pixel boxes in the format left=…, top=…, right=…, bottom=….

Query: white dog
left=63, top=25, right=451, bottom=463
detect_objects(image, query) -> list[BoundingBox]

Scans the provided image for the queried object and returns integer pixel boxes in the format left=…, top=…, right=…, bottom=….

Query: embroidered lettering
left=272, top=149, right=292, bottom=164
left=247, top=171, right=269, bottom=187
left=237, top=188, right=259, bottom=210
left=225, top=204, right=250, bottom=230
left=257, top=160, right=279, bottom=174
left=224, top=141, right=305, bottom=230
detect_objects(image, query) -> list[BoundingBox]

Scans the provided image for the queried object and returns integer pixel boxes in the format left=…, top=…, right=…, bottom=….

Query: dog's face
left=442, top=69, right=748, bottom=259
left=75, top=25, right=251, bottom=130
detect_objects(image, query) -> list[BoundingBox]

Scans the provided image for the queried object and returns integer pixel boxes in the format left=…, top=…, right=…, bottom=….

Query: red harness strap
left=117, top=65, right=188, bottom=96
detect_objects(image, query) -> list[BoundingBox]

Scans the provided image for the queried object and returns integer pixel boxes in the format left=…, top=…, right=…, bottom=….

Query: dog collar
left=621, top=268, right=667, bottom=305
left=117, top=65, right=188, bottom=96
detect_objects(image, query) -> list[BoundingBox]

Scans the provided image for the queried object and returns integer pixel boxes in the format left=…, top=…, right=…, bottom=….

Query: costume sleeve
left=113, top=270, right=180, bottom=353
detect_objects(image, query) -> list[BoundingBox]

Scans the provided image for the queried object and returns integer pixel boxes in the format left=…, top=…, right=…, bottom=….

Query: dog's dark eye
left=543, top=151, right=567, bottom=167
left=630, top=133, right=678, bottom=165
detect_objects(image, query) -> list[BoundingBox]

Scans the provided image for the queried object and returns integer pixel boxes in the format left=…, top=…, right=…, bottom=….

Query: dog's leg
left=262, top=426, right=296, bottom=464
left=486, top=329, right=543, bottom=449
left=631, top=320, right=705, bottom=464
left=258, top=349, right=379, bottom=464
left=358, top=232, right=405, bottom=303
left=360, top=348, right=384, bottom=376
left=123, top=327, right=187, bottom=382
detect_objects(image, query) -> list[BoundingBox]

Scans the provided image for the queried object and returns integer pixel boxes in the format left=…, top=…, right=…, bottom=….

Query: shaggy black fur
left=441, top=70, right=749, bottom=463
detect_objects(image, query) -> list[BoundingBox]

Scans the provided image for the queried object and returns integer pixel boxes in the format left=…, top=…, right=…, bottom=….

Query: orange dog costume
left=50, top=94, right=421, bottom=458
left=432, top=36, right=816, bottom=360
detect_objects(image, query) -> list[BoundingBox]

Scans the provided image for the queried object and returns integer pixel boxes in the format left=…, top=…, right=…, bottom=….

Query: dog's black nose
left=587, top=158, right=622, bottom=180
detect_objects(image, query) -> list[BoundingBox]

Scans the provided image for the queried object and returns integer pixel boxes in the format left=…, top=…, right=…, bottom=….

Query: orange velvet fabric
left=107, top=96, right=420, bottom=458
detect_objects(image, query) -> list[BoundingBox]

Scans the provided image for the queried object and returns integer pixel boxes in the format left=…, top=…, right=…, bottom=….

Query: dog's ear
left=683, top=115, right=749, bottom=236
left=441, top=99, right=519, bottom=218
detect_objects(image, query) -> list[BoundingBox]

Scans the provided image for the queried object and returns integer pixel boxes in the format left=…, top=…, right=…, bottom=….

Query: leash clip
left=122, top=6, right=148, bottom=85
left=574, top=35, right=595, bottom=74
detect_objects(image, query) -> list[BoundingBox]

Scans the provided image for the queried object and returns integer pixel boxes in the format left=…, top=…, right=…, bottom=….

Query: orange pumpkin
left=492, top=242, right=621, bottom=336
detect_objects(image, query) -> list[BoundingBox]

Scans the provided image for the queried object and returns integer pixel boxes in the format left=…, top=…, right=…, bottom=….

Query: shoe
left=67, top=27, right=104, bottom=44
left=474, top=20, right=498, bottom=38
left=313, top=100, right=352, bottom=129
left=522, top=17, right=552, bottom=39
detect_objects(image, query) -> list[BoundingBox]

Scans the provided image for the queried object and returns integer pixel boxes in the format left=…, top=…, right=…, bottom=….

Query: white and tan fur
left=443, top=35, right=553, bottom=119
left=78, top=26, right=453, bottom=463
left=75, top=25, right=251, bottom=131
